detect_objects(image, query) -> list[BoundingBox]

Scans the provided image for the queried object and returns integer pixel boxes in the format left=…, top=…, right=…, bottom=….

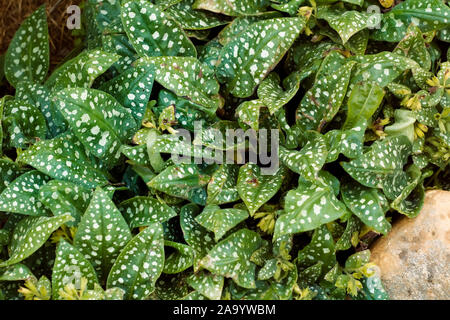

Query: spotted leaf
left=373, top=0, right=450, bottom=42
left=2, top=100, right=47, bottom=149
left=296, top=61, right=356, bottom=131
left=317, top=6, right=370, bottom=44
left=148, top=163, right=210, bottom=204
left=39, top=180, right=92, bottom=227
left=341, top=136, right=412, bottom=200
left=163, top=241, right=195, bottom=274
left=279, top=131, right=328, bottom=181
left=118, top=196, right=177, bottom=229
left=257, top=71, right=301, bottom=115
left=166, top=0, right=230, bottom=30
left=391, top=165, right=431, bottom=218
left=341, top=183, right=391, bottom=235
left=193, top=0, right=270, bottom=16
left=195, top=205, right=249, bottom=241
left=137, top=56, right=222, bottom=111
left=106, top=223, right=164, bottom=300
left=207, top=164, right=240, bottom=205
left=216, top=17, right=305, bottom=98
left=0, top=214, right=73, bottom=267
left=16, top=82, right=67, bottom=137
left=99, top=65, right=154, bottom=123
left=55, top=88, right=137, bottom=165
left=17, top=133, right=109, bottom=189
left=393, top=25, right=431, bottom=70
left=325, top=118, right=367, bottom=162
left=237, top=164, right=285, bottom=215
left=121, top=0, right=196, bottom=58
left=0, top=159, right=27, bottom=194
left=52, top=240, right=99, bottom=300
left=274, top=180, right=347, bottom=238
left=199, top=229, right=262, bottom=289
left=45, top=49, right=119, bottom=92
left=180, top=204, right=216, bottom=269
left=0, top=171, right=51, bottom=217
left=350, top=52, right=417, bottom=88
left=73, top=187, right=132, bottom=281
left=0, top=264, right=33, bottom=281
left=217, top=12, right=282, bottom=45
left=4, top=6, right=49, bottom=87
left=297, top=225, right=336, bottom=276
left=186, top=271, right=224, bottom=300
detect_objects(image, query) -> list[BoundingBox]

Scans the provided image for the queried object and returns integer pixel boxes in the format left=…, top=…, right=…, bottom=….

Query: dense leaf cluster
left=0, top=0, right=449, bottom=300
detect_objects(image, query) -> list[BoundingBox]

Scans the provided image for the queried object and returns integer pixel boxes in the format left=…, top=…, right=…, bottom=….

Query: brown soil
left=0, top=0, right=81, bottom=69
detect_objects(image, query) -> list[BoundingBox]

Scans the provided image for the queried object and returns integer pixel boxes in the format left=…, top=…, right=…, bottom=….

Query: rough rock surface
left=370, top=190, right=450, bottom=300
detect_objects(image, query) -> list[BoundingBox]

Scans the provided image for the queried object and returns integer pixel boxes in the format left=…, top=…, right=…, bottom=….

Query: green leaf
left=343, top=81, right=385, bottom=130
left=45, top=49, right=119, bottom=92
left=341, top=183, right=391, bottom=235
left=350, top=52, right=417, bottom=88
left=5, top=6, right=49, bottom=87
left=195, top=205, right=249, bottom=241
left=121, top=0, right=196, bottom=58
left=391, top=165, right=431, bottom=218
left=274, top=180, right=346, bottom=237
left=335, top=215, right=361, bottom=251
left=107, top=223, right=164, bottom=300
left=235, top=100, right=264, bottom=131
left=297, top=225, right=336, bottom=276
left=207, top=164, right=240, bottom=205
left=317, top=6, right=370, bottom=44
left=0, top=171, right=51, bottom=217
left=17, top=133, right=109, bottom=189
left=394, top=25, right=431, bottom=70
left=217, top=12, right=282, bottom=45
left=16, top=82, right=67, bottom=137
left=39, top=180, right=92, bottom=227
left=237, top=164, right=285, bottom=215
left=118, top=196, right=177, bottom=229
left=279, top=131, right=328, bottom=181
left=99, top=65, right=154, bottom=123
left=187, top=271, right=224, bottom=300
left=137, top=56, right=222, bottom=111
left=296, top=61, right=356, bottom=131
left=0, top=159, right=27, bottom=193
left=52, top=240, right=99, bottom=300
left=216, top=17, right=305, bottom=98
left=257, top=71, right=302, bottom=115
left=325, top=118, right=367, bottom=162
left=163, top=241, right=195, bottom=274
left=0, top=264, right=34, bottom=281
left=180, top=204, right=216, bottom=270
left=193, top=0, right=270, bottom=16
left=341, top=136, right=412, bottom=200
left=73, top=187, right=132, bottom=281
left=148, top=163, right=210, bottom=204
left=166, top=0, right=230, bottom=30
left=384, top=109, right=417, bottom=144
left=356, top=274, right=389, bottom=300
left=200, top=229, right=262, bottom=289
left=388, top=0, right=450, bottom=35
left=0, top=214, right=73, bottom=267
left=55, top=88, right=137, bottom=165
left=3, top=100, right=47, bottom=149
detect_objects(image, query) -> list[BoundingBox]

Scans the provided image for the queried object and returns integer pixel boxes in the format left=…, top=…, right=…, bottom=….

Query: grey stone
left=370, top=190, right=450, bottom=300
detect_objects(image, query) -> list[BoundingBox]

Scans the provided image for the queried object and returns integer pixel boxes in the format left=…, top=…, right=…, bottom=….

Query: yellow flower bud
left=379, top=0, right=394, bottom=8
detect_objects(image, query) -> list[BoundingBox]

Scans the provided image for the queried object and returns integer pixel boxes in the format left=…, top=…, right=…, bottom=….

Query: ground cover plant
left=0, top=0, right=449, bottom=300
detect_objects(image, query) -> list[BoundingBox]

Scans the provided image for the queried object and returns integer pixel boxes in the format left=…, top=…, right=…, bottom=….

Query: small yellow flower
left=379, top=0, right=394, bottom=8
left=18, top=277, right=51, bottom=300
